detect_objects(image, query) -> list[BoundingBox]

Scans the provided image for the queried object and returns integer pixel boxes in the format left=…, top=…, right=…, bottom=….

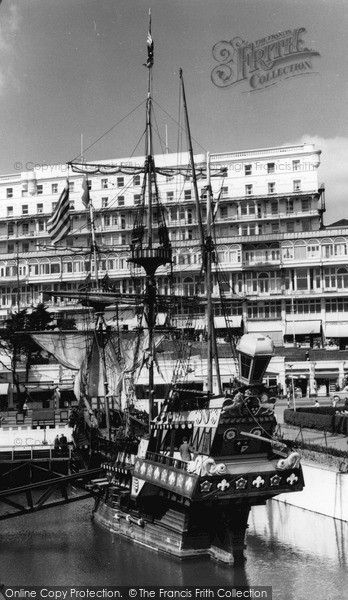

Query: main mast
left=128, top=11, right=172, bottom=429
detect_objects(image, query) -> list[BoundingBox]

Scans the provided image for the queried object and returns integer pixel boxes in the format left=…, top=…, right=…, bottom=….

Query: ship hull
left=93, top=497, right=252, bottom=564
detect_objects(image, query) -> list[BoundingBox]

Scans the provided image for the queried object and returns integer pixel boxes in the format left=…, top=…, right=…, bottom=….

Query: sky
left=0, top=0, right=348, bottom=222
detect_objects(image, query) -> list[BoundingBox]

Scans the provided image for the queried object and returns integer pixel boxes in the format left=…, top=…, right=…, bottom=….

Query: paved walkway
left=275, top=423, right=348, bottom=452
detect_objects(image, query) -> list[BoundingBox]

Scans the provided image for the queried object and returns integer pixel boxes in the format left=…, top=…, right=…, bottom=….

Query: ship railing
left=146, top=451, right=188, bottom=472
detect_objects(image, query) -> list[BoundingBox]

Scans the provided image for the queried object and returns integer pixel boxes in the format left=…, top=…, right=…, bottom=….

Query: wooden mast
left=128, top=11, right=171, bottom=430
left=179, top=71, right=222, bottom=395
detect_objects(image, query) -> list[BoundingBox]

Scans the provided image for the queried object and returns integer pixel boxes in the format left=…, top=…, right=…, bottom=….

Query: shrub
left=284, top=408, right=334, bottom=431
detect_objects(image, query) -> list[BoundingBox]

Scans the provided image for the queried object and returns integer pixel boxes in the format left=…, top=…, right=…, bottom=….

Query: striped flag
left=145, top=12, right=154, bottom=68
left=47, top=180, right=71, bottom=244
left=81, top=175, right=90, bottom=208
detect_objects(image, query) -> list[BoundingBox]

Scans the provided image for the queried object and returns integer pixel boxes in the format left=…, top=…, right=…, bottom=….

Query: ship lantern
left=236, top=334, right=274, bottom=386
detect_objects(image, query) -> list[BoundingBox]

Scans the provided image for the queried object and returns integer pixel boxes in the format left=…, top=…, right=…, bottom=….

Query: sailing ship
left=33, top=15, right=304, bottom=563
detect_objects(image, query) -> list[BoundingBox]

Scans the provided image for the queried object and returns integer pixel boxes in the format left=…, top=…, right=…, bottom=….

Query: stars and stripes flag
left=81, top=174, right=90, bottom=208
left=145, top=11, right=154, bottom=68
left=47, top=180, right=71, bottom=244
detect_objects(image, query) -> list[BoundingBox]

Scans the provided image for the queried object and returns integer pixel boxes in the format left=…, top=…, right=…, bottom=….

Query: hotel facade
left=1, top=142, right=348, bottom=399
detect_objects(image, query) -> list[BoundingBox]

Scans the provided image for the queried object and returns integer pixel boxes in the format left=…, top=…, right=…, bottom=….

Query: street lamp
left=288, top=363, right=296, bottom=412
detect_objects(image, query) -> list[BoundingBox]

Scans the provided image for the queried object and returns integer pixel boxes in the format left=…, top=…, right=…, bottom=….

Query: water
left=0, top=498, right=347, bottom=599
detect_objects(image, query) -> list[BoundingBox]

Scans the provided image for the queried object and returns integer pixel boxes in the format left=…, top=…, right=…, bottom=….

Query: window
left=221, top=186, right=228, bottom=197
left=268, top=182, right=275, bottom=194
left=68, top=181, right=75, bottom=192
left=6, top=188, right=13, bottom=198
left=286, top=199, right=294, bottom=213
left=38, top=220, right=45, bottom=232
left=307, top=244, right=320, bottom=258
left=286, top=299, right=321, bottom=315
left=166, top=191, right=174, bottom=202
left=37, top=203, right=43, bottom=213
left=102, top=197, right=108, bottom=208
left=337, top=268, right=348, bottom=289
left=116, top=177, right=124, bottom=188
left=22, top=205, right=28, bottom=215
left=22, top=223, right=29, bottom=235
left=286, top=222, right=295, bottom=233
left=133, top=175, right=141, bottom=186
left=52, top=183, right=58, bottom=194
left=326, top=298, right=348, bottom=313
left=118, top=196, right=125, bottom=206
left=69, top=200, right=75, bottom=210
left=296, top=268, right=308, bottom=290
left=8, top=223, right=14, bottom=236
left=22, top=242, right=29, bottom=252
left=184, top=189, right=192, bottom=200
left=121, top=215, right=126, bottom=229
left=7, top=243, right=14, bottom=253
left=37, top=184, right=43, bottom=195
left=267, top=163, right=275, bottom=174
left=245, top=184, right=253, bottom=196
left=292, top=160, right=300, bottom=171
left=133, top=195, right=140, bottom=205
left=51, top=264, right=60, bottom=274
left=245, top=164, right=252, bottom=176
left=220, top=205, right=228, bottom=219
left=293, top=180, right=301, bottom=192
left=271, top=201, right=278, bottom=214
left=7, top=207, right=13, bottom=217
left=301, top=198, right=309, bottom=211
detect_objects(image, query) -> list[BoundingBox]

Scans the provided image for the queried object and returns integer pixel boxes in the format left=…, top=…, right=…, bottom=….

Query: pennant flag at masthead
left=145, top=11, right=154, bottom=68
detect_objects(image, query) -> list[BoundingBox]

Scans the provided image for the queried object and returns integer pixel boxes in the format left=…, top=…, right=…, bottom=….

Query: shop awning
left=325, top=323, right=348, bottom=338
left=315, top=368, right=339, bottom=377
left=247, top=322, right=283, bottom=346
left=0, top=383, right=9, bottom=396
left=285, top=320, right=321, bottom=335
left=214, top=316, right=242, bottom=329
left=194, top=319, right=206, bottom=330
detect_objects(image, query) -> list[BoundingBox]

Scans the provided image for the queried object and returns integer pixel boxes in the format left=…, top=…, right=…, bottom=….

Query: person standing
left=179, top=437, right=192, bottom=461
left=22, top=402, right=28, bottom=418
left=54, top=435, right=60, bottom=455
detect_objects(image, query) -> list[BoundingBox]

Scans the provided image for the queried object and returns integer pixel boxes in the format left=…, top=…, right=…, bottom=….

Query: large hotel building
left=1, top=142, right=348, bottom=400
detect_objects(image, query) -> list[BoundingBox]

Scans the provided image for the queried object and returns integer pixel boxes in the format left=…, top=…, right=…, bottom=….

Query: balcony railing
left=146, top=451, right=188, bottom=472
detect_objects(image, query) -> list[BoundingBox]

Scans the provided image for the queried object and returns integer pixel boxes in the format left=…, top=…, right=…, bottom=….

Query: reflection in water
left=0, top=498, right=347, bottom=599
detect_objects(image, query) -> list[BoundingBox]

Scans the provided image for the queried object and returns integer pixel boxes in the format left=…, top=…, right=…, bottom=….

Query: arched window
left=183, top=277, right=195, bottom=296
left=282, top=242, right=294, bottom=260
left=258, top=272, right=269, bottom=293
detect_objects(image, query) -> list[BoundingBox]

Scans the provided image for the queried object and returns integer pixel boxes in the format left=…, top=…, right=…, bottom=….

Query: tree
left=0, top=303, right=56, bottom=407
